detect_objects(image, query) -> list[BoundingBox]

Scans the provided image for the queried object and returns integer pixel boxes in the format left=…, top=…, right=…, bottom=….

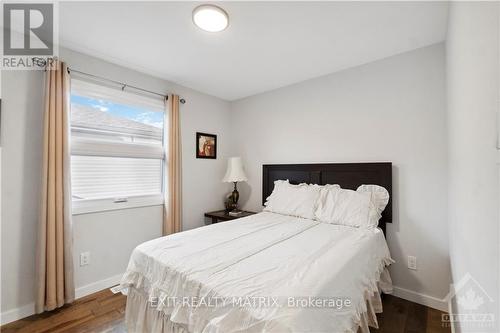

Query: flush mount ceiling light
left=192, top=4, right=229, bottom=32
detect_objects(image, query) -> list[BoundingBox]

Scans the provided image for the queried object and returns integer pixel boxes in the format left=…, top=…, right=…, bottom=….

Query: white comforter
left=120, top=212, right=393, bottom=333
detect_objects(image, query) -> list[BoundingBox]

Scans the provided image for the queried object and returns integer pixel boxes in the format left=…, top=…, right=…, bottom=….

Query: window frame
left=70, top=77, right=166, bottom=215
left=72, top=193, right=164, bottom=215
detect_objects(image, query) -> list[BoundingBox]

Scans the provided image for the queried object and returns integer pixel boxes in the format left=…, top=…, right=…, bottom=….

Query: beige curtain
left=35, top=61, right=75, bottom=313
left=163, top=94, right=182, bottom=235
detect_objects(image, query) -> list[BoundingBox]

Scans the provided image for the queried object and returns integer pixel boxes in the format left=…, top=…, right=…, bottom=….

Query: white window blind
left=70, top=78, right=166, bottom=214
left=71, top=156, right=162, bottom=200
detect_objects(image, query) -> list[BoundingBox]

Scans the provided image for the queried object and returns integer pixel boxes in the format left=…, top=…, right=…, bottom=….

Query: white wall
left=0, top=47, right=232, bottom=322
left=230, top=44, right=451, bottom=309
left=1, top=69, right=45, bottom=321
left=446, top=2, right=499, bottom=332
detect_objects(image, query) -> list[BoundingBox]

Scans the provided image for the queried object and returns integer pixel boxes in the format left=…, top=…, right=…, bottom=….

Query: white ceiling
left=59, top=2, right=448, bottom=101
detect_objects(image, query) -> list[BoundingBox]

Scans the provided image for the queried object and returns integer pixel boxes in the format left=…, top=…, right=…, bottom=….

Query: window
left=70, top=78, right=165, bottom=214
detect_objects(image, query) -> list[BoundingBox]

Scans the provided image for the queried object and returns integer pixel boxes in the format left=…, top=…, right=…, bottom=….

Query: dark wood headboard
left=262, top=163, right=392, bottom=234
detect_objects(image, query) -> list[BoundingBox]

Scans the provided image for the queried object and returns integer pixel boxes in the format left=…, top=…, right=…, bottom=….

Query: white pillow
left=316, top=183, right=341, bottom=206
left=263, top=180, right=322, bottom=219
left=315, top=187, right=374, bottom=228
left=356, top=184, right=390, bottom=226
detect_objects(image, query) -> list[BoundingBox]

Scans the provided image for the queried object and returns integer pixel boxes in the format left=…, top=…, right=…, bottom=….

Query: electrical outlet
left=407, top=256, right=417, bottom=270
left=80, top=252, right=90, bottom=266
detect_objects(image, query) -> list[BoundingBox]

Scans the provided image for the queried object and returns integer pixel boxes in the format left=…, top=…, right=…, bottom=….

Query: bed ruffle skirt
left=124, top=268, right=393, bottom=333
left=126, top=287, right=189, bottom=333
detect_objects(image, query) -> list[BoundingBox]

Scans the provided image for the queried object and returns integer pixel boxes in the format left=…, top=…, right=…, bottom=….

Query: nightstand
left=205, top=210, right=256, bottom=224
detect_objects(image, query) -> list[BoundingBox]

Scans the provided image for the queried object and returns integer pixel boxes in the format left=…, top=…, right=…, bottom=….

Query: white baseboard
left=0, top=272, right=124, bottom=326
left=75, top=273, right=124, bottom=299
left=1, top=278, right=447, bottom=326
left=392, top=285, right=448, bottom=312
left=0, top=302, right=35, bottom=326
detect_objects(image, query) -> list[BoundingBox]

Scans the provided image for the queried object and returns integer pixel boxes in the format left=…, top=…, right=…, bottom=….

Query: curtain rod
left=67, top=67, right=186, bottom=104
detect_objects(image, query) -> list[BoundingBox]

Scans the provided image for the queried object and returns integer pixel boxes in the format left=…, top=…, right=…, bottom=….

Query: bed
left=120, top=163, right=394, bottom=333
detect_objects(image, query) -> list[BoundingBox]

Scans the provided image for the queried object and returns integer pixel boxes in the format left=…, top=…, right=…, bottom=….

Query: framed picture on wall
left=196, top=132, right=217, bottom=159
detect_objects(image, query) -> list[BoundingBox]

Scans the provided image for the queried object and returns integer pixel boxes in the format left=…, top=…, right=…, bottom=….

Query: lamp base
left=228, top=181, right=240, bottom=211
left=228, top=209, right=243, bottom=217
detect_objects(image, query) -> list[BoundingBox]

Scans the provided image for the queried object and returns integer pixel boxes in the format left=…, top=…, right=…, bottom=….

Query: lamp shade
left=222, top=157, right=248, bottom=182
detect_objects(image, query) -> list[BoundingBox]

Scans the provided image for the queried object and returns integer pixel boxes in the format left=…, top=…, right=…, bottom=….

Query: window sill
left=72, top=195, right=164, bottom=215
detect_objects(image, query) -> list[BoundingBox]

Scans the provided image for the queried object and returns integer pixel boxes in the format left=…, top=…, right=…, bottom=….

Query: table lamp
left=222, top=157, right=248, bottom=213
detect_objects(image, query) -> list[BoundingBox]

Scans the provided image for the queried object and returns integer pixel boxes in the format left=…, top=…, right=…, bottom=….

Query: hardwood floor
left=1, top=290, right=126, bottom=333
left=374, top=295, right=449, bottom=333
left=1, top=290, right=450, bottom=333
